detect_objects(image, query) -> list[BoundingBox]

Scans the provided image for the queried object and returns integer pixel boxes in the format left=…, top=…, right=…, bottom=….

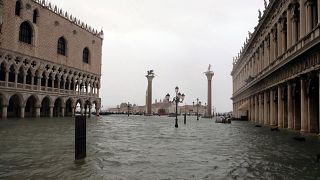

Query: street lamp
left=165, top=86, right=185, bottom=128
left=193, top=98, right=201, bottom=121
left=127, top=102, right=131, bottom=116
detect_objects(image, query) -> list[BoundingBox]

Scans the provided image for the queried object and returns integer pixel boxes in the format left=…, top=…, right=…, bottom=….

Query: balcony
left=0, top=81, right=99, bottom=98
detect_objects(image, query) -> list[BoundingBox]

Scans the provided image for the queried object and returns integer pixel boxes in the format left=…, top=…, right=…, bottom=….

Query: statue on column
left=264, top=0, right=268, bottom=9
left=258, top=9, right=262, bottom=19
left=207, top=64, right=212, bottom=72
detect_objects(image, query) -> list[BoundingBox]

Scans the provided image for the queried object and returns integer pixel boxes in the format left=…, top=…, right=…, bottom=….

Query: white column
left=301, top=79, right=308, bottom=132
left=277, top=21, right=282, bottom=56
left=5, top=71, right=8, bottom=87
left=36, top=106, right=40, bottom=118
left=300, top=0, right=306, bottom=38
left=306, top=1, right=312, bottom=33
left=14, top=72, right=18, bottom=88
left=20, top=106, right=25, bottom=118
left=61, top=107, right=65, bottom=117
left=278, top=86, right=284, bottom=128
left=49, top=106, right=53, bottom=118
left=288, top=83, right=294, bottom=129
left=287, top=8, right=292, bottom=48
left=319, top=71, right=320, bottom=134
left=255, top=95, right=258, bottom=123
left=264, top=91, right=268, bottom=125
left=31, top=74, right=34, bottom=88
left=45, top=77, right=48, bottom=91
left=318, top=0, right=320, bottom=26
left=2, top=106, right=7, bottom=119
left=37, top=76, right=41, bottom=91
left=270, top=89, right=275, bottom=125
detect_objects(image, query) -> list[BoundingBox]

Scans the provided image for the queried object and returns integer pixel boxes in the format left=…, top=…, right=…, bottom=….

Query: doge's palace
left=0, top=0, right=103, bottom=118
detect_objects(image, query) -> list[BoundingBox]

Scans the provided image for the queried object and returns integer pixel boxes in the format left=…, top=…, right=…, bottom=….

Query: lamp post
left=193, top=98, right=201, bottom=121
left=127, top=102, right=131, bottom=117
left=165, top=86, right=185, bottom=128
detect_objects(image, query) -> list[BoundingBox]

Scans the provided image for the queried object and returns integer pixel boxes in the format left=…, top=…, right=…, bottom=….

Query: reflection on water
left=0, top=115, right=319, bottom=179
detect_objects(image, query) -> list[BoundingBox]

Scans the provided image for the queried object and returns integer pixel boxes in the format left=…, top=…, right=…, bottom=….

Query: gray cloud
left=53, top=0, right=264, bottom=112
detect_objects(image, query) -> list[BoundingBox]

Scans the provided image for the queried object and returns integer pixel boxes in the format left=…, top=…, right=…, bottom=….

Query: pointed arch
left=15, top=0, right=21, bottom=16
left=33, top=9, right=38, bottom=24
left=65, top=97, right=74, bottom=117
left=19, top=21, right=33, bottom=44
left=82, top=47, right=89, bottom=63
left=8, top=93, right=23, bottom=118
left=41, top=96, right=51, bottom=117
left=53, top=97, right=62, bottom=117
left=57, top=37, right=67, bottom=56
left=25, top=95, right=39, bottom=117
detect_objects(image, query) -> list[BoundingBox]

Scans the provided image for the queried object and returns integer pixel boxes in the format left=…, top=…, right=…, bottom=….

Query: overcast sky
left=53, top=0, right=264, bottom=112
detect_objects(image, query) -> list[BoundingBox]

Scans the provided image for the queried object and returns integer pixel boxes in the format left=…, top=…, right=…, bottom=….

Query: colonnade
left=239, top=72, right=320, bottom=134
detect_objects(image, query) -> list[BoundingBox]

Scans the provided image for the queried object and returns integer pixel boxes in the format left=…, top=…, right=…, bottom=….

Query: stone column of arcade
left=2, top=105, right=7, bottom=119
left=205, top=65, right=214, bottom=118
left=145, top=70, right=155, bottom=116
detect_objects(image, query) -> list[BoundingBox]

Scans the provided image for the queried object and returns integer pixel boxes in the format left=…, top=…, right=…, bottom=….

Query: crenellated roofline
left=31, top=0, right=104, bottom=40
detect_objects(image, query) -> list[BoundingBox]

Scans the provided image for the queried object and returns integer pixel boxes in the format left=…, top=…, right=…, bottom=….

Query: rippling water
left=0, top=115, right=319, bottom=179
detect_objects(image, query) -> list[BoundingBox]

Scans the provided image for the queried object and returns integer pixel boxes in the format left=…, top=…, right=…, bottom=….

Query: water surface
left=0, top=115, right=319, bottom=179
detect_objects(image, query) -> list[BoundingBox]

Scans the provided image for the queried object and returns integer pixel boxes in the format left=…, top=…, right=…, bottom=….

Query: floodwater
left=0, top=115, right=319, bottom=180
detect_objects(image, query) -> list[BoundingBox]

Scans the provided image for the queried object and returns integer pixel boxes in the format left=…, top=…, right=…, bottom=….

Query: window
left=83, top=48, right=89, bottom=63
left=57, top=37, right=66, bottom=56
left=33, top=9, right=38, bottom=24
left=15, top=1, right=21, bottom=16
left=19, top=21, right=32, bottom=44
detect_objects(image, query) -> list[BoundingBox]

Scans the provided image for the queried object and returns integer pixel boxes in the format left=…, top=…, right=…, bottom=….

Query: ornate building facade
left=0, top=0, right=103, bottom=118
left=232, top=0, right=320, bottom=134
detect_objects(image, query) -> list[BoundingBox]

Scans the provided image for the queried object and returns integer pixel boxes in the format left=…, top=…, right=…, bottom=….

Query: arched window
left=19, top=21, right=32, bottom=44
left=83, top=48, right=89, bottom=63
left=57, top=37, right=66, bottom=56
left=15, top=1, right=21, bottom=16
left=33, top=9, right=38, bottom=24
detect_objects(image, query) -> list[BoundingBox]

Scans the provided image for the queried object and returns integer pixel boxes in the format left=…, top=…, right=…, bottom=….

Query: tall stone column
left=292, top=18, right=298, bottom=45
left=45, top=77, right=48, bottom=91
left=270, top=89, right=275, bottom=125
left=20, top=106, right=25, bottom=118
left=287, top=8, right=292, bottom=48
left=270, top=31, right=275, bottom=64
left=278, top=86, right=284, bottom=128
left=255, top=95, right=258, bottom=123
left=37, top=76, right=41, bottom=91
left=288, top=83, right=294, bottom=129
left=301, top=78, right=308, bottom=132
left=259, top=94, right=263, bottom=124
left=205, top=67, right=214, bottom=118
left=5, top=71, right=8, bottom=87
left=306, top=1, right=312, bottom=33
left=319, top=71, right=320, bottom=134
left=2, top=106, right=7, bottom=119
left=96, top=108, right=100, bottom=116
left=318, top=0, right=320, bottom=26
left=49, top=106, right=53, bottom=118
left=146, top=71, right=155, bottom=116
left=300, top=0, right=306, bottom=38
left=36, top=106, right=40, bottom=118
left=14, top=72, right=18, bottom=88
left=31, top=74, right=34, bottom=89
left=264, top=91, right=268, bottom=125
left=72, top=107, right=75, bottom=117
left=277, top=21, right=282, bottom=56
left=61, top=107, right=65, bottom=117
